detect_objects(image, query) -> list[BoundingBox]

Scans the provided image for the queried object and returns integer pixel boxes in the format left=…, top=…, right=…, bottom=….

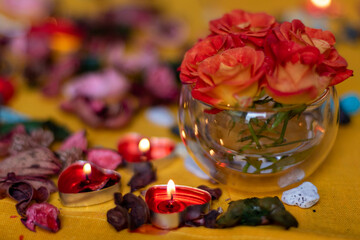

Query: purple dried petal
left=56, top=147, right=83, bottom=169
left=204, top=210, right=221, bottom=228
left=121, top=193, right=149, bottom=231
left=21, top=203, right=60, bottom=232
left=32, top=187, right=49, bottom=203
left=127, top=162, right=156, bottom=192
left=30, top=129, right=54, bottom=147
left=114, top=192, right=123, bottom=206
left=86, top=148, right=123, bottom=170
left=9, top=133, right=41, bottom=155
left=197, top=185, right=222, bottom=200
left=184, top=205, right=203, bottom=222
left=8, top=182, right=33, bottom=202
left=107, top=206, right=128, bottom=231
left=59, top=130, right=87, bottom=152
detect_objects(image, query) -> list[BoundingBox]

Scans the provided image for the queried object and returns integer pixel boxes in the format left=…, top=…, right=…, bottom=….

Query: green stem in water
left=242, top=162, right=250, bottom=173
left=248, top=119, right=262, bottom=149
left=275, top=117, right=289, bottom=144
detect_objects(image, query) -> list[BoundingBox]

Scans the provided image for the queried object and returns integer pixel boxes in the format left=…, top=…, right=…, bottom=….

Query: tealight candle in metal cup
left=58, top=160, right=121, bottom=207
left=145, top=180, right=211, bottom=229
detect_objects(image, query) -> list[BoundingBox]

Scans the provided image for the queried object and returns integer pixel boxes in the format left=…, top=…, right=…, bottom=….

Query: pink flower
left=209, top=9, right=276, bottom=46
left=144, top=65, right=178, bottom=100
left=63, top=68, right=130, bottom=101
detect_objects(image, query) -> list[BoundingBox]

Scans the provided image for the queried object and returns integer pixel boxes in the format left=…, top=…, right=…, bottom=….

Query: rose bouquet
left=178, top=10, right=353, bottom=190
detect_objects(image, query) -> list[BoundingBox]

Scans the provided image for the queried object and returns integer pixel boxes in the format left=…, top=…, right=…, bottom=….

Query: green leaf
left=216, top=196, right=298, bottom=229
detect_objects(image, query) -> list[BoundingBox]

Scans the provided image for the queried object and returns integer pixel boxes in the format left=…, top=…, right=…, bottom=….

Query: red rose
left=271, top=20, right=353, bottom=86
left=209, top=9, right=275, bottom=46
left=265, top=41, right=330, bottom=104
left=192, top=46, right=265, bottom=108
left=179, top=34, right=240, bottom=84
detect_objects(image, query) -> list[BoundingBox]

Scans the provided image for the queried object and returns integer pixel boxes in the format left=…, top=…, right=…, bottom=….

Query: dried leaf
left=216, top=196, right=298, bottom=229
left=21, top=203, right=60, bottom=232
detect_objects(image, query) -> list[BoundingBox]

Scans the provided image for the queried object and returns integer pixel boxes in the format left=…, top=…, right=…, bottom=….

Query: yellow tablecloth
left=1, top=0, right=360, bottom=239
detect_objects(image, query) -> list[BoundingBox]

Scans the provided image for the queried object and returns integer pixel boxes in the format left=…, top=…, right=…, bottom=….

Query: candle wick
left=85, top=174, right=89, bottom=181
left=170, top=193, right=173, bottom=202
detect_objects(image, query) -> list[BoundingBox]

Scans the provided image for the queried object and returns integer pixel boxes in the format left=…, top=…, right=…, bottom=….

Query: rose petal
left=21, top=203, right=60, bottom=232
left=86, top=148, right=123, bottom=170
left=59, top=130, right=87, bottom=152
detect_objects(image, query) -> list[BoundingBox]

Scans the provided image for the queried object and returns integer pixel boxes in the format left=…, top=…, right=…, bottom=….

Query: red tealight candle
left=117, top=133, right=176, bottom=165
left=145, top=180, right=211, bottom=229
left=58, top=161, right=121, bottom=207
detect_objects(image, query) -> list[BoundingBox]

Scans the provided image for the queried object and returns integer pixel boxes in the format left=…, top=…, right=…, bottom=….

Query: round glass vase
left=178, top=85, right=339, bottom=192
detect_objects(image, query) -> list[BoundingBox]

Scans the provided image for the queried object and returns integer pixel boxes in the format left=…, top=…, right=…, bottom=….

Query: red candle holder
left=145, top=181, right=211, bottom=229
left=58, top=161, right=121, bottom=207
left=117, top=133, right=176, bottom=167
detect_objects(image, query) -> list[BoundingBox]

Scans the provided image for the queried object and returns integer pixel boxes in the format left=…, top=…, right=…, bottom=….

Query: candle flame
left=138, top=138, right=150, bottom=153
left=83, top=163, right=91, bottom=175
left=311, top=0, right=331, bottom=8
left=167, top=179, right=176, bottom=199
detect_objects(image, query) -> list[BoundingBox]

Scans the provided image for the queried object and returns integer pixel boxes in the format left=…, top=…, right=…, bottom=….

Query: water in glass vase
left=179, top=85, right=338, bottom=192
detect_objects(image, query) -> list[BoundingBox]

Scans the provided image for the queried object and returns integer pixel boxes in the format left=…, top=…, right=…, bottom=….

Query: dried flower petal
left=21, top=203, right=60, bottom=232
left=8, top=181, right=49, bottom=216
left=9, top=134, right=40, bottom=155
left=30, top=129, right=54, bottom=147
left=86, top=148, right=123, bottom=170
left=204, top=210, right=221, bottom=228
left=0, top=125, right=26, bottom=157
left=56, top=147, right=83, bottom=169
left=122, top=193, right=150, bottom=231
left=59, top=130, right=87, bottom=152
left=114, top=192, right=123, bottom=206
left=0, top=148, right=61, bottom=178
left=127, top=162, right=156, bottom=192
left=107, top=206, right=128, bottom=231
left=197, top=185, right=222, bottom=200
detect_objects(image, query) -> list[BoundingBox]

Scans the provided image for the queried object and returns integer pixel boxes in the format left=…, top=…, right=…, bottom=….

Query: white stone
left=145, top=106, right=175, bottom=127
left=281, top=182, right=320, bottom=208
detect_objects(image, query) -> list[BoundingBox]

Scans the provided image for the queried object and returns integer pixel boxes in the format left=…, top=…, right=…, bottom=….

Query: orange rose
left=192, top=46, right=265, bottom=108
left=209, top=9, right=276, bottom=46
left=265, top=41, right=330, bottom=104
left=179, top=34, right=241, bottom=84
left=271, top=20, right=353, bottom=86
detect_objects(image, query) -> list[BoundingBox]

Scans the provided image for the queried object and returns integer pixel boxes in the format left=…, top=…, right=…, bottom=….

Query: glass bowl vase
left=178, top=85, right=339, bottom=192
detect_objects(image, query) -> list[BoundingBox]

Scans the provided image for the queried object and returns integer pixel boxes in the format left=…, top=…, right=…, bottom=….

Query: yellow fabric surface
left=1, top=0, right=360, bottom=239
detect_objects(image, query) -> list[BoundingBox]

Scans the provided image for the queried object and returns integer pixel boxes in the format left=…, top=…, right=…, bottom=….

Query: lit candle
left=306, top=0, right=332, bottom=16
left=138, top=138, right=150, bottom=161
left=117, top=133, right=176, bottom=165
left=83, top=163, right=91, bottom=181
left=145, top=180, right=211, bottom=229
left=58, top=161, right=121, bottom=207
